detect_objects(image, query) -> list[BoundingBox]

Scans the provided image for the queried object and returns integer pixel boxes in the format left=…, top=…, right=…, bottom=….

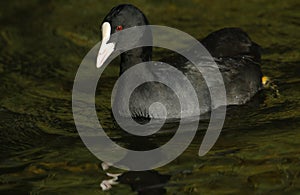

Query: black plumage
left=100, top=4, right=263, bottom=118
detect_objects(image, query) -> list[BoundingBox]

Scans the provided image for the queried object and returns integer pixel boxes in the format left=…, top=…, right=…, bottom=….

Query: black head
left=102, top=4, right=149, bottom=34
left=97, top=4, right=152, bottom=73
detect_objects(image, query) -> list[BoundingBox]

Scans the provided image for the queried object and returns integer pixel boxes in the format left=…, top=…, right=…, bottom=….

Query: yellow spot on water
left=262, top=76, right=270, bottom=86
left=261, top=76, right=280, bottom=97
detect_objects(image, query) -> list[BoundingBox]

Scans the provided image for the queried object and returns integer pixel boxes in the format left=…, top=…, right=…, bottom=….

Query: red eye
left=116, top=25, right=123, bottom=31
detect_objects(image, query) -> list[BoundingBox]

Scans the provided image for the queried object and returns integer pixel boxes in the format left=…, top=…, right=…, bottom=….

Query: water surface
left=0, top=0, right=300, bottom=194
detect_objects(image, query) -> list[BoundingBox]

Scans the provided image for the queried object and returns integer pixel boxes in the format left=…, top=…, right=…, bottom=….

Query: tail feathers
left=201, top=27, right=261, bottom=63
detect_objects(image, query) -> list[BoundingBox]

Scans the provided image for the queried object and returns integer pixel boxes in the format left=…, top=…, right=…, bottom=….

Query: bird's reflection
left=100, top=123, right=172, bottom=194
left=101, top=167, right=170, bottom=194
left=119, top=170, right=171, bottom=195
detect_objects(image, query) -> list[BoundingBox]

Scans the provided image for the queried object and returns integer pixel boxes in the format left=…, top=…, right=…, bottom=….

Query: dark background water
left=0, top=0, right=300, bottom=194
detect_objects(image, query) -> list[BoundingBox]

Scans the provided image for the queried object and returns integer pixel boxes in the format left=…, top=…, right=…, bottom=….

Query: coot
left=96, top=4, right=263, bottom=119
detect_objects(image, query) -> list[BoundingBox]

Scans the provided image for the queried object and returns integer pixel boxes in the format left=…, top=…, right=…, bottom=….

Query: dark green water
left=0, top=0, right=300, bottom=194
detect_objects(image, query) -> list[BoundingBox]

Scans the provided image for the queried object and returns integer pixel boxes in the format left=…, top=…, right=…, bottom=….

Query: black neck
left=120, top=46, right=152, bottom=75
